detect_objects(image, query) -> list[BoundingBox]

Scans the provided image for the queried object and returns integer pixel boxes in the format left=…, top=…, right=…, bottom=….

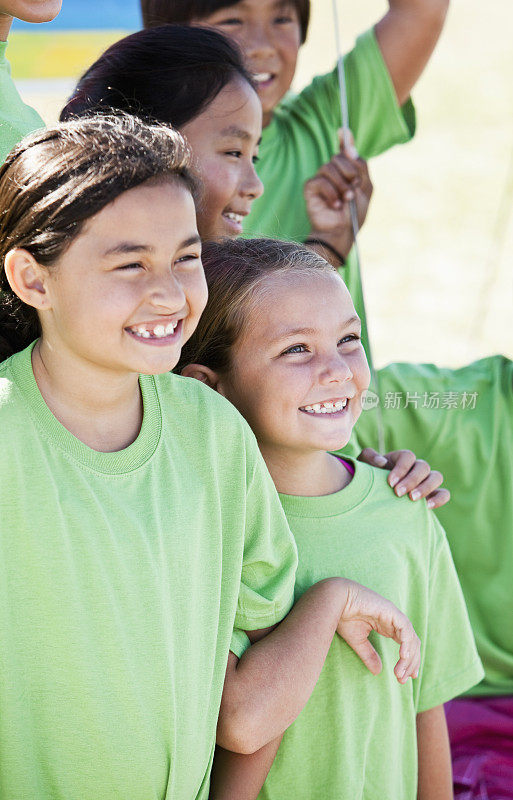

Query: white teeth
left=301, top=399, right=348, bottom=415
left=131, top=321, right=178, bottom=339
left=224, top=212, right=243, bottom=224
left=253, top=72, right=272, bottom=83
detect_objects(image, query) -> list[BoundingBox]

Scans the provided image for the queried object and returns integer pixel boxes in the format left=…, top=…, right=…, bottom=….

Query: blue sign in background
left=12, top=1, right=141, bottom=30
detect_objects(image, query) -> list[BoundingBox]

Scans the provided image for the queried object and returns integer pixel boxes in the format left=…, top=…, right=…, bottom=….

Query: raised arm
left=374, top=0, right=450, bottom=106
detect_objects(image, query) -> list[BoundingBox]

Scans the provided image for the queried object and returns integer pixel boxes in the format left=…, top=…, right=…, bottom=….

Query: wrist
left=306, top=230, right=353, bottom=264
left=310, top=577, right=351, bottom=620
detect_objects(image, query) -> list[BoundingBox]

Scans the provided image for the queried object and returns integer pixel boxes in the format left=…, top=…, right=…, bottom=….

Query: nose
left=318, top=352, right=353, bottom=386
left=241, top=161, right=264, bottom=201
left=244, top=23, right=276, bottom=60
left=148, top=271, right=187, bottom=313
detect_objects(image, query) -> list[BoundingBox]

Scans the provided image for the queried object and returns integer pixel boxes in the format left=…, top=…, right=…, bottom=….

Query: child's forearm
left=0, top=13, right=13, bottom=41
left=209, top=737, right=283, bottom=800
left=416, top=705, right=453, bottom=800
left=217, top=577, right=351, bottom=754
left=375, top=0, right=450, bottom=105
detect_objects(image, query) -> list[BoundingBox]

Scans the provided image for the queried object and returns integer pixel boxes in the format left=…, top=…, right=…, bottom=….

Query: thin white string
left=331, top=0, right=385, bottom=452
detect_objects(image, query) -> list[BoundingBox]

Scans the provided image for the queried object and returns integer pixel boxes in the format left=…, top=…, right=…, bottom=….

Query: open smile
left=222, top=210, right=248, bottom=234
left=252, top=72, right=276, bottom=90
left=299, top=398, right=349, bottom=416
left=125, top=319, right=183, bottom=346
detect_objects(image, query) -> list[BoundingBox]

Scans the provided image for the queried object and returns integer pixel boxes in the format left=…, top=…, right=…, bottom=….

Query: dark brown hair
left=141, top=0, right=310, bottom=44
left=176, top=237, right=335, bottom=374
left=60, top=25, right=253, bottom=129
left=0, top=114, right=197, bottom=361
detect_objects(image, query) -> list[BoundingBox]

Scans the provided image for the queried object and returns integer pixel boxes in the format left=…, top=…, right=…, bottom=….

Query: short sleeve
left=229, top=628, right=252, bottom=659
left=415, top=515, right=484, bottom=712
left=0, top=43, right=45, bottom=164
left=294, top=27, right=416, bottom=160
left=235, top=427, right=298, bottom=631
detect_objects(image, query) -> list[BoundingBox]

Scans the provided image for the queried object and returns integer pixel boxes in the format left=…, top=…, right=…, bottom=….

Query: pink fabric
left=335, top=456, right=355, bottom=477
left=445, top=696, right=513, bottom=799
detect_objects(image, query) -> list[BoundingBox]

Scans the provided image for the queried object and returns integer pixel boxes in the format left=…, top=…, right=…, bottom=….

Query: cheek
left=198, top=157, right=233, bottom=210
left=180, top=271, right=209, bottom=337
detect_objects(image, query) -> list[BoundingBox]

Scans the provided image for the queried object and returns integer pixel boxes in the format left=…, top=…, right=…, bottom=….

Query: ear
left=4, top=249, right=51, bottom=311
left=181, top=363, right=225, bottom=393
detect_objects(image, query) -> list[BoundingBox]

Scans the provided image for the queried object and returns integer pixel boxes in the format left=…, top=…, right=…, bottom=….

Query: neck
left=0, top=14, right=13, bottom=42
left=259, top=444, right=352, bottom=497
left=32, top=339, right=143, bottom=452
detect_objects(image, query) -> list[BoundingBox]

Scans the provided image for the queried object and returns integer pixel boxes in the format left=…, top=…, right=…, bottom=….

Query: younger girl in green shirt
left=179, top=237, right=484, bottom=800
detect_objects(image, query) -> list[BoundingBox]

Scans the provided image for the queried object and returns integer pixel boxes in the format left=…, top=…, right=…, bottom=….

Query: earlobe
left=4, top=249, right=50, bottom=310
left=180, top=363, right=222, bottom=391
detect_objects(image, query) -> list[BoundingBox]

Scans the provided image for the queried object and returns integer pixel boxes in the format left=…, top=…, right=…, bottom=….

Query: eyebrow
left=219, top=125, right=261, bottom=145
left=102, top=235, right=201, bottom=257
left=270, top=316, right=361, bottom=343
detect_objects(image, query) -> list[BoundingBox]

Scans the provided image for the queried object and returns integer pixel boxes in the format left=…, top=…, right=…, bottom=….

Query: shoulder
left=356, top=460, right=443, bottom=548
left=0, top=355, right=31, bottom=448
left=154, top=371, right=258, bottom=451
left=156, top=371, right=244, bottom=419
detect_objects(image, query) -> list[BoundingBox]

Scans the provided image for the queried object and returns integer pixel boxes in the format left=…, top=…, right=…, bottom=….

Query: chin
left=21, top=1, right=62, bottom=22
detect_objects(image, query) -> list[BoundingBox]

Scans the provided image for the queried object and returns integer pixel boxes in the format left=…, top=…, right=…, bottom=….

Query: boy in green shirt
left=0, top=1, right=60, bottom=162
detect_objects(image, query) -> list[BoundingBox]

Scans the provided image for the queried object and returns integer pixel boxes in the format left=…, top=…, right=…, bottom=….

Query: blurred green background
left=10, top=0, right=513, bottom=366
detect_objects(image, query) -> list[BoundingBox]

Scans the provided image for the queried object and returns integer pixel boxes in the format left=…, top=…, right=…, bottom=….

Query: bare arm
left=217, top=578, right=420, bottom=755
left=209, top=737, right=283, bottom=800
left=0, top=13, right=13, bottom=40
left=374, top=0, right=450, bottom=106
left=416, top=705, right=453, bottom=800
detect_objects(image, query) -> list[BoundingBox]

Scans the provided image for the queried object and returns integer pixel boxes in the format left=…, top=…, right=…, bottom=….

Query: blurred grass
left=10, top=0, right=513, bottom=365
left=8, top=31, right=126, bottom=79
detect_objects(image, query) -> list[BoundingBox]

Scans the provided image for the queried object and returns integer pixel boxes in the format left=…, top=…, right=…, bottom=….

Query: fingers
left=337, top=127, right=358, bottom=159
left=387, top=450, right=417, bottom=489
left=357, top=447, right=389, bottom=469
left=304, top=174, right=343, bottom=210
left=348, top=638, right=383, bottom=676
left=316, top=159, right=359, bottom=205
left=392, top=620, right=421, bottom=685
left=407, top=470, right=443, bottom=501
left=394, top=459, right=431, bottom=497
left=426, top=488, right=451, bottom=510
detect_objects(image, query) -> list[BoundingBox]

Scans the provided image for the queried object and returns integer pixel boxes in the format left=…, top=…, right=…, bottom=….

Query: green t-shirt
left=243, top=27, right=416, bottom=355
left=0, top=41, right=45, bottom=164
left=257, top=461, right=483, bottom=800
left=0, top=343, right=297, bottom=800
left=354, top=356, right=513, bottom=698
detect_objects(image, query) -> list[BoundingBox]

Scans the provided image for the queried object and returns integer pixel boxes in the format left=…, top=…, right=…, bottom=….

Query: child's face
left=0, top=0, right=61, bottom=22
left=181, top=77, right=263, bottom=239
left=218, top=270, right=371, bottom=457
left=40, top=180, right=207, bottom=378
left=196, top=0, right=302, bottom=125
